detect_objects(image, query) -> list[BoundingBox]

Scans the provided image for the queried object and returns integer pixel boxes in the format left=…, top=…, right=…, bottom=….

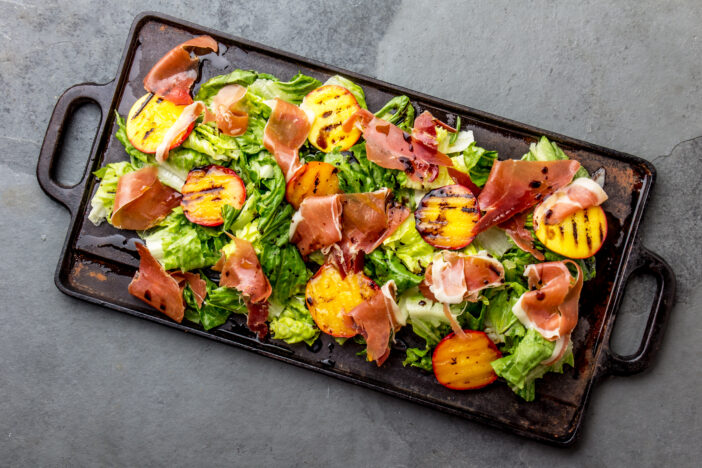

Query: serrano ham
left=289, top=195, right=343, bottom=257
left=411, top=111, right=455, bottom=167
left=111, top=166, right=181, bottom=230
left=420, top=251, right=505, bottom=304
left=511, top=260, right=583, bottom=365
left=346, top=281, right=400, bottom=366
left=533, top=177, right=608, bottom=227
left=218, top=238, right=272, bottom=304
left=128, top=243, right=187, bottom=322
left=263, top=98, right=311, bottom=181
left=472, top=159, right=581, bottom=235
left=144, top=35, right=218, bottom=105
left=343, top=109, right=452, bottom=182
left=498, top=212, right=545, bottom=260
left=171, top=271, right=207, bottom=308
left=339, top=188, right=410, bottom=256
left=155, top=101, right=207, bottom=162
left=210, top=84, right=249, bottom=137
left=216, top=237, right=273, bottom=339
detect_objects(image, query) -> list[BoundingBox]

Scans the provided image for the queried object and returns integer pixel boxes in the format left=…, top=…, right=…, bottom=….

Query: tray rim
left=43, top=11, right=664, bottom=446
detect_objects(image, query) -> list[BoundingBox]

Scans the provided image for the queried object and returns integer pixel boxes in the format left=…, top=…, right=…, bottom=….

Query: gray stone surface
left=1, top=0, right=700, bottom=466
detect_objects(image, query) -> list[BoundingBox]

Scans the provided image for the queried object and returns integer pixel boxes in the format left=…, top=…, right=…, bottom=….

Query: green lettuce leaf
left=269, top=296, right=320, bottom=346
left=323, top=75, right=367, bottom=109
left=88, top=161, right=137, bottom=225
left=184, top=275, right=247, bottom=330
left=363, top=248, right=422, bottom=295
left=403, top=347, right=433, bottom=372
left=382, top=216, right=436, bottom=273
left=194, top=69, right=259, bottom=103
left=460, top=142, right=498, bottom=187
left=521, top=136, right=589, bottom=179
left=140, top=207, right=226, bottom=272
left=374, top=95, right=415, bottom=132
left=182, top=123, right=241, bottom=161
left=248, top=72, right=322, bottom=105
left=482, top=283, right=527, bottom=351
left=491, top=328, right=556, bottom=397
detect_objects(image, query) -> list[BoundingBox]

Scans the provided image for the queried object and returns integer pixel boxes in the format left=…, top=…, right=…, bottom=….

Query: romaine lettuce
left=248, top=72, right=322, bottom=105
left=374, top=95, right=415, bottom=132
left=194, top=69, right=259, bottom=103
left=183, top=275, right=247, bottom=330
left=363, top=248, right=422, bottom=295
left=521, top=136, right=589, bottom=179
left=381, top=216, right=436, bottom=274
left=323, top=75, right=367, bottom=109
left=269, top=296, right=320, bottom=345
left=140, top=207, right=226, bottom=272
left=88, top=161, right=137, bottom=226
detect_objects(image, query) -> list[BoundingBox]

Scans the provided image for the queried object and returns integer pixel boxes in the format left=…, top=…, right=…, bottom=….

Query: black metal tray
left=36, top=12, right=675, bottom=446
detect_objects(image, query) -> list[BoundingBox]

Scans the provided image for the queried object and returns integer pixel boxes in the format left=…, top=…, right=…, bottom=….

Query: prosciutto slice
left=143, top=35, right=218, bottom=105
left=410, top=111, right=455, bottom=167
left=263, top=98, right=311, bottom=181
left=290, top=195, right=343, bottom=257
left=498, top=212, right=545, bottom=260
left=155, top=101, right=207, bottom=162
left=339, top=188, right=410, bottom=256
left=218, top=238, right=272, bottom=304
left=215, top=237, right=272, bottom=339
left=211, top=84, right=249, bottom=137
left=343, top=109, right=451, bottom=182
left=128, top=243, right=186, bottom=323
left=420, top=252, right=505, bottom=304
left=111, top=166, right=181, bottom=230
left=533, top=177, right=608, bottom=227
left=346, top=281, right=399, bottom=366
left=472, top=159, right=581, bottom=235
left=512, top=261, right=583, bottom=365
left=171, top=271, right=207, bottom=308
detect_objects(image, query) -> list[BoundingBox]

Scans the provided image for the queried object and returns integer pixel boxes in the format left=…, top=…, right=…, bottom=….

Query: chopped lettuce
left=182, top=123, right=241, bottom=161
left=482, top=284, right=527, bottom=351
left=491, top=328, right=574, bottom=401
left=323, top=75, right=367, bottom=109
left=184, top=275, right=247, bottom=330
left=248, top=72, right=322, bottom=105
left=194, top=69, right=259, bottom=103
left=269, top=296, right=320, bottom=345
left=473, top=226, right=513, bottom=258
left=522, top=136, right=589, bottom=179
left=403, top=346, right=433, bottom=372
left=460, top=142, right=498, bottom=187
left=259, top=240, right=310, bottom=303
left=382, top=216, right=436, bottom=273
left=88, top=161, right=136, bottom=225
left=140, top=207, right=226, bottom=272
left=374, top=95, right=415, bottom=132
left=363, top=249, right=422, bottom=295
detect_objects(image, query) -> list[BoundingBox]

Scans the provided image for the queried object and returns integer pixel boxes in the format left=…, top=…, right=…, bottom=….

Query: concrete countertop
left=1, top=1, right=699, bottom=466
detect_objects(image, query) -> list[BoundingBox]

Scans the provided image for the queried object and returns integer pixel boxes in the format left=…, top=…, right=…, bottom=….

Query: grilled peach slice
left=432, top=330, right=501, bottom=390
left=534, top=206, right=607, bottom=259
left=305, top=263, right=378, bottom=337
left=301, top=85, right=361, bottom=152
left=126, top=93, right=194, bottom=154
left=181, top=165, right=246, bottom=227
left=415, top=184, right=480, bottom=249
left=285, top=161, right=342, bottom=209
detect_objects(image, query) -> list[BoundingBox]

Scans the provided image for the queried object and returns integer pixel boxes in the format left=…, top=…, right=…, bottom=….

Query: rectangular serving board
left=37, top=12, right=675, bottom=446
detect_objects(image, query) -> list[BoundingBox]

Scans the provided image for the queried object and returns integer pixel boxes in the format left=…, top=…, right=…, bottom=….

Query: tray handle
left=37, top=82, right=115, bottom=215
left=599, top=246, right=676, bottom=377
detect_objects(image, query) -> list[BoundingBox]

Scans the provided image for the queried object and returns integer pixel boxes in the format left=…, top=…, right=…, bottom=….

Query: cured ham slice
left=216, top=237, right=272, bottom=339
left=171, top=271, right=207, bottom=308
left=211, top=84, right=249, bottom=137
left=128, top=243, right=186, bottom=322
left=218, top=238, right=272, bottom=304
left=448, top=167, right=482, bottom=196
left=144, top=35, right=218, bottom=105
left=343, top=109, right=451, bottom=182
left=339, top=188, right=410, bottom=256
left=533, top=177, right=608, bottom=227
left=420, top=251, right=505, bottom=304
left=411, top=111, right=455, bottom=167
left=472, top=159, right=581, bottom=235
left=290, top=195, right=343, bottom=257
left=498, top=212, right=545, bottom=260
left=111, top=166, right=181, bottom=230
left=155, top=101, right=207, bottom=162
left=512, top=260, right=583, bottom=364
left=263, top=98, right=311, bottom=181
left=346, top=281, right=399, bottom=366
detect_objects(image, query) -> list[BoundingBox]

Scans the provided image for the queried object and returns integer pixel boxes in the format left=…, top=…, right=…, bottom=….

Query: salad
left=89, top=36, right=608, bottom=401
